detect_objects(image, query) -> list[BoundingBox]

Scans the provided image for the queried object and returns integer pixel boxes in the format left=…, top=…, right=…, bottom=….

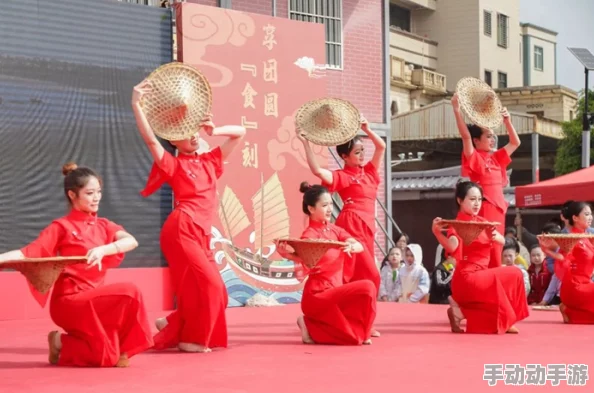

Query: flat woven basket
left=140, top=62, right=212, bottom=141
left=537, top=233, right=594, bottom=254
left=0, top=256, right=86, bottom=294
left=276, top=238, right=347, bottom=268
left=455, top=77, right=503, bottom=129
left=531, top=305, right=559, bottom=312
left=295, top=98, right=360, bottom=146
left=442, top=219, right=499, bottom=246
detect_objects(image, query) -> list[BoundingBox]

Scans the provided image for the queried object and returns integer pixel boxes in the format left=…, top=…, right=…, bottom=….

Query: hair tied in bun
left=62, top=162, right=78, bottom=177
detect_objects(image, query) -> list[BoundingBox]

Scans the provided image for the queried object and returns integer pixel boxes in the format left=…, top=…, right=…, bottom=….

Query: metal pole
left=582, top=68, right=590, bottom=168
left=531, top=133, right=539, bottom=183
left=272, top=0, right=276, bottom=16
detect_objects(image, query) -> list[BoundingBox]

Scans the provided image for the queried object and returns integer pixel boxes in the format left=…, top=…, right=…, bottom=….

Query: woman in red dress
left=297, top=117, right=385, bottom=336
left=539, top=201, right=594, bottom=324
left=432, top=180, right=529, bottom=334
left=132, top=80, right=245, bottom=353
left=275, top=182, right=376, bottom=345
left=452, top=94, right=521, bottom=268
left=0, top=163, right=153, bottom=367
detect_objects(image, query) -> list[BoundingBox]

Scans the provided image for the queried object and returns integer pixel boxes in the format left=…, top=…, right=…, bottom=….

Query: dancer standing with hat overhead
left=275, top=182, right=376, bottom=345
left=432, top=180, right=528, bottom=334
left=296, top=98, right=385, bottom=337
left=132, top=68, right=245, bottom=353
left=0, top=163, right=153, bottom=367
left=452, top=78, right=521, bottom=268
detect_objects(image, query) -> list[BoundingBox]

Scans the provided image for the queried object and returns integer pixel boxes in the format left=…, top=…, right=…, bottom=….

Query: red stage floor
left=0, top=303, right=591, bottom=392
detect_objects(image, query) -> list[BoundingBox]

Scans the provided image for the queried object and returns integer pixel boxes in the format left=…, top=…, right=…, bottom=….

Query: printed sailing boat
left=219, top=173, right=299, bottom=289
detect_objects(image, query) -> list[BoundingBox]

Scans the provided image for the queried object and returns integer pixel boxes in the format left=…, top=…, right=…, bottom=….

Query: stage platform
left=0, top=303, right=590, bottom=392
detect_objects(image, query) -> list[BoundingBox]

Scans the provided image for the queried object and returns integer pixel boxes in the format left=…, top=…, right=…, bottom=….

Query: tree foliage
left=555, top=89, right=594, bottom=176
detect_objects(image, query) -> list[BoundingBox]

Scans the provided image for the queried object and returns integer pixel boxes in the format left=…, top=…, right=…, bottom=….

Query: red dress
left=323, top=162, right=380, bottom=293
left=449, top=212, right=529, bottom=334
left=141, top=148, right=227, bottom=349
left=20, top=209, right=153, bottom=367
left=461, top=148, right=511, bottom=268
left=299, top=220, right=376, bottom=345
left=559, top=228, right=594, bottom=324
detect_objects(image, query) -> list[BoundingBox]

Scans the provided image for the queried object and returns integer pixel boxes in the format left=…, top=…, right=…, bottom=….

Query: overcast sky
left=520, top=0, right=594, bottom=92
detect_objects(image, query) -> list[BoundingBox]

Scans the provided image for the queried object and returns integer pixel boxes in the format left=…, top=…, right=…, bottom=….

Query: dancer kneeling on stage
left=0, top=163, right=153, bottom=367
left=432, top=180, right=529, bottom=334
left=275, top=182, right=376, bottom=345
left=539, top=201, right=594, bottom=324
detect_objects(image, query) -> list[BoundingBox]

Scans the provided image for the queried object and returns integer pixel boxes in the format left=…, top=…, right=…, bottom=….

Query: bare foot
left=47, top=331, right=61, bottom=365
left=155, top=317, right=168, bottom=332
left=448, top=296, right=461, bottom=310
left=370, top=329, right=381, bottom=338
left=297, top=316, right=314, bottom=344
left=115, top=353, right=129, bottom=367
left=506, top=326, right=520, bottom=334
left=363, top=339, right=372, bottom=345
left=559, top=303, right=570, bottom=323
left=178, top=342, right=212, bottom=353
left=447, top=307, right=464, bottom=333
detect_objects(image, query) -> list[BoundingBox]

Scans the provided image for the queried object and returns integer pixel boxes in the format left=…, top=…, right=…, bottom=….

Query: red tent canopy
left=515, top=166, right=594, bottom=208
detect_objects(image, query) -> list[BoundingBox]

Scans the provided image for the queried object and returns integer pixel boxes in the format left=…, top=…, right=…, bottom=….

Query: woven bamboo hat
left=276, top=238, right=347, bottom=268
left=140, top=62, right=212, bottom=141
left=295, top=98, right=361, bottom=146
left=537, top=234, right=594, bottom=254
left=455, top=77, right=503, bottom=129
left=442, top=219, right=499, bottom=246
left=0, top=257, right=86, bottom=294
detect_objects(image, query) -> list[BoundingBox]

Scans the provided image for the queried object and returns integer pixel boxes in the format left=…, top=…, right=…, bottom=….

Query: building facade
left=521, top=23, right=557, bottom=87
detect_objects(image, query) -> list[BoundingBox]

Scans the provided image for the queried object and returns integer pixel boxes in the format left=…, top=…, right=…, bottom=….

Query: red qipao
left=298, top=220, right=376, bottom=345
left=141, top=148, right=227, bottom=349
left=448, top=212, right=529, bottom=334
left=20, top=209, right=153, bottom=367
left=559, top=228, right=594, bottom=324
left=461, top=148, right=511, bottom=268
left=323, top=162, right=380, bottom=292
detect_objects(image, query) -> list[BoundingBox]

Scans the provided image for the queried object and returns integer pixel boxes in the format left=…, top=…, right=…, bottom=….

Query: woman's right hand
left=432, top=217, right=448, bottom=233
left=295, top=126, right=307, bottom=143
left=131, top=80, right=153, bottom=107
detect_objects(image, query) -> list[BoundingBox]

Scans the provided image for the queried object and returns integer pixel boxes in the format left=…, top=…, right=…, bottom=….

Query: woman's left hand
left=486, top=225, right=497, bottom=241
left=501, top=107, right=511, bottom=121
left=342, top=243, right=354, bottom=257
left=86, top=247, right=105, bottom=271
left=199, top=113, right=215, bottom=136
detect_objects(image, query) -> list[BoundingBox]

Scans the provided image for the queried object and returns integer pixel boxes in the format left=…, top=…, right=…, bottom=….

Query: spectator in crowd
left=398, top=244, right=430, bottom=303
left=396, top=232, right=409, bottom=254
left=502, top=238, right=531, bottom=296
left=379, top=247, right=402, bottom=302
left=429, top=248, right=455, bottom=305
left=527, top=244, right=552, bottom=305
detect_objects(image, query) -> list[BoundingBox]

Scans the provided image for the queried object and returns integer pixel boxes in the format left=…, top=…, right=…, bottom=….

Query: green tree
left=555, top=89, right=594, bottom=176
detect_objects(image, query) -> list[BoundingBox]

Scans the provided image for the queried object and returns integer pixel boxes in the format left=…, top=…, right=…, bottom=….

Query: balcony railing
left=411, top=69, right=446, bottom=95
left=389, top=27, right=438, bottom=70
left=391, top=0, right=437, bottom=11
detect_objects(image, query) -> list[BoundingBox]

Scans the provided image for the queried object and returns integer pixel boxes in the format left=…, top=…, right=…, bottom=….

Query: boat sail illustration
left=218, top=172, right=302, bottom=291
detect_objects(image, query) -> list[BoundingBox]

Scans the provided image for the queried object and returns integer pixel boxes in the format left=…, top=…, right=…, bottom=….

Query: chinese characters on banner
left=176, top=3, right=326, bottom=299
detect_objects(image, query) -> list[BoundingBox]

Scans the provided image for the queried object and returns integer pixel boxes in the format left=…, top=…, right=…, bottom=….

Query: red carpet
left=0, top=303, right=591, bottom=392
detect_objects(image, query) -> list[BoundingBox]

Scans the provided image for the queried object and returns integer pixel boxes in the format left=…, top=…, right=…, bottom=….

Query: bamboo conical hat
left=275, top=238, right=347, bottom=268
left=0, top=257, right=86, bottom=294
left=442, top=219, right=499, bottom=246
left=455, top=77, right=503, bottom=129
left=537, top=234, right=594, bottom=254
left=295, top=98, right=360, bottom=146
left=140, top=62, right=212, bottom=141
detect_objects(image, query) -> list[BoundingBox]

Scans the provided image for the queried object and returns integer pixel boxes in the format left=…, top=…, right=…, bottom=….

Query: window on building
left=497, top=13, right=508, bottom=48
left=289, top=0, right=343, bottom=68
left=484, top=70, right=492, bottom=86
left=498, top=72, right=508, bottom=88
left=484, top=10, right=492, bottom=36
left=534, top=46, right=544, bottom=71
left=389, top=4, right=411, bottom=32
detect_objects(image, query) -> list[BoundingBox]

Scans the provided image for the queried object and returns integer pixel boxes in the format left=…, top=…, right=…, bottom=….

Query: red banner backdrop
left=176, top=3, right=328, bottom=303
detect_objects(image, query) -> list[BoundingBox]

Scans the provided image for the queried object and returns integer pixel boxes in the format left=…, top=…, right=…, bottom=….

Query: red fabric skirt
left=153, top=210, right=228, bottom=349
left=451, top=264, right=529, bottom=334
left=479, top=200, right=506, bottom=268
left=560, top=279, right=594, bottom=324
left=301, top=280, right=376, bottom=345
left=335, top=211, right=380, bottom=294
left=50, top=282, right=153, bottom=367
